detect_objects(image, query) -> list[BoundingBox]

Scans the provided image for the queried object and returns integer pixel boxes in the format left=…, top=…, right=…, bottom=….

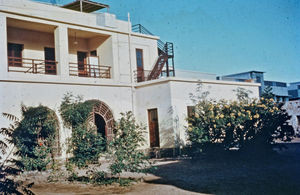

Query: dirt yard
left=30, top=141, right=300, bottom=195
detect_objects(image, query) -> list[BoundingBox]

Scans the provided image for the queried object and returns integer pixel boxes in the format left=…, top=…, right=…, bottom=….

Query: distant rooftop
left=61, top=0, right=109, bottom=13
left=223, top=70, right=265, bottom=77
left=290, top=81, right=300, bottom=85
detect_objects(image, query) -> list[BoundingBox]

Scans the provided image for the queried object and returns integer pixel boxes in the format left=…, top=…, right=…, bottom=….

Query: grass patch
left=67, top=171, right=136, bottom=186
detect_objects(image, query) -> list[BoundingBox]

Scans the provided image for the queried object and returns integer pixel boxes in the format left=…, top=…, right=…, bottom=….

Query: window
left=7, top=43, right=23, bottom=67
left=288, top=90, right=298, bottom=98
left=90, top=50, right=97, bottom=57
left=275, top=82, right=287, bottom=87
left=136, top=49, right=144, bottom=82
left=264, top=81, right=273, bottom=86
left=256, top=76, right=261, bottom=83
left=136, top=49, right=143, bottom=68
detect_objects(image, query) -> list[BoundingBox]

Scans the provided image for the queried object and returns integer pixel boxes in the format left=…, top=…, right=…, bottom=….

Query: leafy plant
left=109, top=112, right=152, bottom=179
left=187, top=88, right=293, bottom=156
left=59, top=93, right=106, bottom=168
left=0, top=113, right=34, bottom=194
left=12, top=105, right=59, bottom=171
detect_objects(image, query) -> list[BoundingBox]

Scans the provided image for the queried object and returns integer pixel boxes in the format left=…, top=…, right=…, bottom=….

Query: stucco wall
left=135, top=82, right=173, bottom=149
left=0, top=81, right=133, bottom=159
left=135, top=78, right=260, bottom=148
left=7, top=27, right=55, bottom=60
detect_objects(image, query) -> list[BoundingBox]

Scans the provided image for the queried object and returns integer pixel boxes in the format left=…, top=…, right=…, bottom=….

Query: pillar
left=54, top=25, right=69, bottom=77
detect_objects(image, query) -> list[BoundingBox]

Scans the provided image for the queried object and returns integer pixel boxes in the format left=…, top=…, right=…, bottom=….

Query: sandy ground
left=28, top=141, right=300, bottom=195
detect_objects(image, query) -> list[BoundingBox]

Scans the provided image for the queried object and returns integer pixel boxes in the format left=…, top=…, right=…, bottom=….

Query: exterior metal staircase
left=132, top=24, right=175, bottom=81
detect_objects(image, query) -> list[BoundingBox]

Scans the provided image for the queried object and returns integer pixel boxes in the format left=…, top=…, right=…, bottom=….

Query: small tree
left=0, top=113, right=34, bottom=194
left=261, top=86, right=275, bottom=100
left=109, top=112, right=151, bottom=180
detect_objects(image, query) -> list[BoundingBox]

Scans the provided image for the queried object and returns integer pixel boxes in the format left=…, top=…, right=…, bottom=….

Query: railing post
left=32, top=59, right=35, bottom=73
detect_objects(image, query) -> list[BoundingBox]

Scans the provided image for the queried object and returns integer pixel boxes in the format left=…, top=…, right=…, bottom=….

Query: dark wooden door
left=7, top=43, right=23, bottom=67
left=148, top=108, right=160, bottom=148
left=44, top=47, right=56, bottom=75
left=136, top=49, right=144, bottom=82
left=77, top=51, right=88, bottom=76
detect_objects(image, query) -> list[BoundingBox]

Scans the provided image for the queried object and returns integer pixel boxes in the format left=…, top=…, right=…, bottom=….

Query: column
left=0, top=14, right=8, bottom=78
left=54, top=25, right=69, bottom=77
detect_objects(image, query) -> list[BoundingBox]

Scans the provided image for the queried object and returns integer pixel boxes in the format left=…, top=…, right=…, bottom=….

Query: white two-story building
left=0, top=0, right=260, bottom=158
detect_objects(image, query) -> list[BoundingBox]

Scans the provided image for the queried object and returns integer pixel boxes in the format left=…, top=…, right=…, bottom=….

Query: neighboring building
left=283, top=100, right=300, bottom=136
left=0, top=0, right=260, bottom=159
left=288, top=82, right=300, bottom=100
left=218, top=70, right=265, bottom=93
left=219, top=71, right=289, bottom=102
left=264, top=81, right=289, bottom=102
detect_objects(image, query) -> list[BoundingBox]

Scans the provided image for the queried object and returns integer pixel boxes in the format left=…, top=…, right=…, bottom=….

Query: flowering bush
left=187, top=96, right=293, bottom=155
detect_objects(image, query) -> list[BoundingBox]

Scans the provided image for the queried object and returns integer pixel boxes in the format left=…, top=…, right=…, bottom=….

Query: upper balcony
left=6, top=18, right=112, bottom=79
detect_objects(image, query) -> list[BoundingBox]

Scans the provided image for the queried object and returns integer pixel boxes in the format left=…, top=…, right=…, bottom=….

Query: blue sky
left=35, top=0, right=300, bottom=83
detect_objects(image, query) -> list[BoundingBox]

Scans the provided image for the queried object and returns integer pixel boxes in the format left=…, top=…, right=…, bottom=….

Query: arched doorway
left=86, top=100, right=114, bottom=141
left=95, top=113, right=106, bottom=138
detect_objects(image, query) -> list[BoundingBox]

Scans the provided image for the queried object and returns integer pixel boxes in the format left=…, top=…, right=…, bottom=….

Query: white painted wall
left=135, top=78, right=260, bottom=148
left=0, top=81, right=133, bottom=159
left=131, top=36, right=158, bottom=72
left=7, top=27, right=55, bottom=60
left=0, top=0, right=159, bottom=84
left=135, top=82, right=173, bottom=149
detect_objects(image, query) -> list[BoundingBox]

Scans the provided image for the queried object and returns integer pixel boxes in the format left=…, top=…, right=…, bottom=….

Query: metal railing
left=69, top=63, right=111, bottom=79
left=132, top=24, right=174, bottom=56
left=8, top=57, right=57, bottom=75
left=132, top=24, right=154, bottom=36
left=133, top=69, right=152, bottom=82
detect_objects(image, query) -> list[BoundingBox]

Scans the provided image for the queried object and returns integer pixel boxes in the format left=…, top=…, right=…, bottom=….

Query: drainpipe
left=127, top=13, right=135, bottom=114
left=80, top=0, right=83, bottom=12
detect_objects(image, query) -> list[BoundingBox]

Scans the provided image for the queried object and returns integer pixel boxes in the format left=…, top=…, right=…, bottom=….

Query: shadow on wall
left=157, top=106, right=186, bottom=157
left=146, top=142, right=300, bottom=195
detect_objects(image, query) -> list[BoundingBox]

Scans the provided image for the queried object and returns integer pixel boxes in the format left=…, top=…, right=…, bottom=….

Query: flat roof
left=223, top=70, right=265, bottom=77
left=61, top=0, right=109, bottom=13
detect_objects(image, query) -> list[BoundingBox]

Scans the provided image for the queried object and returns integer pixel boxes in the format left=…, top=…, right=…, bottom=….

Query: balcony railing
left=8, top=57, right=57, bottom=75
left=69, top=63, right=111, bottom=79
left=134, top=70, right=151, bottom=82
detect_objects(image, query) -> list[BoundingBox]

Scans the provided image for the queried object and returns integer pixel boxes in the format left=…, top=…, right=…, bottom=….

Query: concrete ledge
left=135, top=77, right=261, bottom=88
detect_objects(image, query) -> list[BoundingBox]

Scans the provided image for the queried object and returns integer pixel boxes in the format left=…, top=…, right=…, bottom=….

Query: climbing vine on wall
left=59, top=93, right=106, bottom=168
left=12, top=105, right=59, bottom=171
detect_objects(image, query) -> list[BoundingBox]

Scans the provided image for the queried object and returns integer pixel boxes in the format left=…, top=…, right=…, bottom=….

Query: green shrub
left=59, top=93, right=106, bottom=168
left=109, top=112, right=152, bottom=178
left=12, top=105, right=58, bottom=171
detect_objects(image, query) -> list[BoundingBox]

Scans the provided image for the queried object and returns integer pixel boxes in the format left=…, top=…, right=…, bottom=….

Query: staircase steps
left=147, top=54, right=168, bottom=80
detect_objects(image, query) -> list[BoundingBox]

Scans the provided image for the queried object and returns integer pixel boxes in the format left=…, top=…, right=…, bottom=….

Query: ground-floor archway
left=86, top=100, right=114, bottom=141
